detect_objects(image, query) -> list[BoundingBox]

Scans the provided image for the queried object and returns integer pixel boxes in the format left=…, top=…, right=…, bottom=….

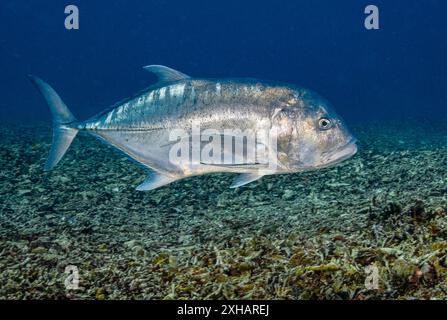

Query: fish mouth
left=321, top=137, right=358, bottom=166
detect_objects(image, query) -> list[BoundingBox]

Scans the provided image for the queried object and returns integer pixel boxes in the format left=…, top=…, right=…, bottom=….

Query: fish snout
left=322, top=137, right=358, bottom=164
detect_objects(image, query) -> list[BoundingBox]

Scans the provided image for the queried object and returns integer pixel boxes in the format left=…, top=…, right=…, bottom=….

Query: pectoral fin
left=230, top=173, right=264, bottom=188
left=136, top=172, right=179, bottom=191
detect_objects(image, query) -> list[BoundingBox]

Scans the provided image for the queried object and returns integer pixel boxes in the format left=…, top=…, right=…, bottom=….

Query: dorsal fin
left=143, top=65, right=190, bottom=84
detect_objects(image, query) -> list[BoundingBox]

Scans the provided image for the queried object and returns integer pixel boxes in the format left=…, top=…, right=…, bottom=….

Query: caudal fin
left=28, top=75, right=79, bottom=171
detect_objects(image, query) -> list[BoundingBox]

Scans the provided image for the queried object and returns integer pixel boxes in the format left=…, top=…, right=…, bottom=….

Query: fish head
left=278, top=89, right=357, bottom=171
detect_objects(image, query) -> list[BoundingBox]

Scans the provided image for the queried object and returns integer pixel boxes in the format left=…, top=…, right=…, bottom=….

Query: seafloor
left=0, top=121, right=446, bottom=300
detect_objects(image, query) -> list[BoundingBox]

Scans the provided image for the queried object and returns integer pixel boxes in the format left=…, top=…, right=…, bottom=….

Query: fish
left=29, top=65, right=357, bottom=191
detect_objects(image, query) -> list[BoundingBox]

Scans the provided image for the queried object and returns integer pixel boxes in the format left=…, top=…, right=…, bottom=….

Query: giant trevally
left=29, top=65, right=357, bottom=190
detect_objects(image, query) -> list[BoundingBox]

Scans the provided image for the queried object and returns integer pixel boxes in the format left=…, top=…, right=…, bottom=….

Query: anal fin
left=230, top=173, right=264, bottom=188
left=136, top=172, right=179, bottom=191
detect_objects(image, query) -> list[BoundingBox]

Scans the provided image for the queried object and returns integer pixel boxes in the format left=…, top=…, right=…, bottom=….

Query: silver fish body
left=29, top=65, right=357, bottom=190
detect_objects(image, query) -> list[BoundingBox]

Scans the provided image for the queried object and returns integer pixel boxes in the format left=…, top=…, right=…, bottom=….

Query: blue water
left=0, top=0, right=446, bottom=124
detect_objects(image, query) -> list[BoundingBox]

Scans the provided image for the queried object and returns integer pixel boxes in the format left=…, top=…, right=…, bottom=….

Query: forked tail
left=28, top=75, right=79, bottom=171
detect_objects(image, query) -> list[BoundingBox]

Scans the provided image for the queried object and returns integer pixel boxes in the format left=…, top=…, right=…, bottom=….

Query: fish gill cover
left=0, top=0, right=446, bottom=301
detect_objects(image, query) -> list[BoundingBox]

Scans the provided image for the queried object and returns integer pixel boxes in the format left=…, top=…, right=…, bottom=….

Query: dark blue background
left=0, top=0, right=445, bottom=124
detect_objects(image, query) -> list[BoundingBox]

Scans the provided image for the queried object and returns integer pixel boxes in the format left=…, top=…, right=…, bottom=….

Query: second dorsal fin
left=143, top=65, right=190, bottom=84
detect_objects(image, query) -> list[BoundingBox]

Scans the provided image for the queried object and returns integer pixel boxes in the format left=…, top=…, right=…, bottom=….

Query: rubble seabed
left=0, top=121, right=446, bottom=300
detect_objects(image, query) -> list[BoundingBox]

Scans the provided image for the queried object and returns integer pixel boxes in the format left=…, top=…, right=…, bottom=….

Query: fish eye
left=318, top=118, right=332, bottom=130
